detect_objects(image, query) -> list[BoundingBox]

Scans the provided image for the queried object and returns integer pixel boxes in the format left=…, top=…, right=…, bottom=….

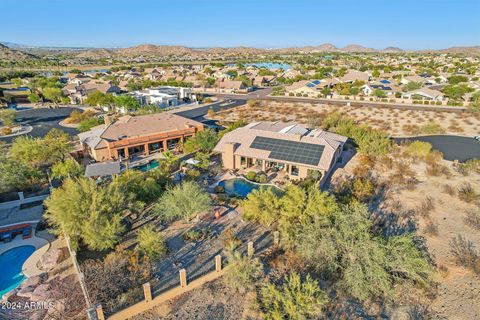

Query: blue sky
left=1, top=0, right=479, bottom=49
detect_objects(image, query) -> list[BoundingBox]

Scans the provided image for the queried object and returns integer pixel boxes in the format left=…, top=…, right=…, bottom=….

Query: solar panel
left=250, top=136, right=324, bottom=166
left=312, top=80, right=321, bottom=85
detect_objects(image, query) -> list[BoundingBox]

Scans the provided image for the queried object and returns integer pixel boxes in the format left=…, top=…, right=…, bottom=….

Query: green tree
left=45, top=177, right=129, bottom=250
left=154, top=181, right=211, bottom=222
left=137, top=225, right=167, bottom=260
left=28, top=93, right=41, bottom=103
left=78, top=117, right=104, bottom=132
left=113, top=169, right=164, bottom=205
left=242, top=188, right=281, bottom=226
left=51, top=158, right=83, bottom=180
left=320, top=87, right=331, bottom=98
left=372, top=69, right=381, bottom=78
left=84, top=92, right=115, bottom=107
left=114, top=95, right=140, bottom=111
left=403, top=81, right=423, bottom=92
left=442, top=83, right=474, bottom=102
left=42, top=87, right=64, bottom=104
left=224, top=247, right=263, bottom=294
left=0, top=156, right=44, bottom=192
left=322, top=112, right=391, bottom=156
left=294, top=203, right=433, bottom=303
left=183, top=128, right=219, bottom=153
left=259, top=273, right=328, bottom=320
left=373, top=89, right=387, bottom=98
left=349, top=86, right=360, bottom=99
left=447, top=75, right=468, bottom=84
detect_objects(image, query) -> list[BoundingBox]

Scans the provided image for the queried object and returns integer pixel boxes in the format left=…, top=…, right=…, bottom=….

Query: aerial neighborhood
left=0, top=1, right=480, bottom=319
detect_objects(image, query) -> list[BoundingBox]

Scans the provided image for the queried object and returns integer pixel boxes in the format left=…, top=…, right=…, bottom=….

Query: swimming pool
left=0, top=245, right=36, bottom=297
left=218, top=178, right=283, bottom=198
left=245, top=62, right=291, bottom=70
left=135, top=160, right=159, bottom=171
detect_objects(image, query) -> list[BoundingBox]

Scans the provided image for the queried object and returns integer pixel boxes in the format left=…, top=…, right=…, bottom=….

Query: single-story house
left=78, top=113, right=204, bottom=162
left=402, top=88, right=445, bottom=101
left=213, top=121, right=347, bottom=181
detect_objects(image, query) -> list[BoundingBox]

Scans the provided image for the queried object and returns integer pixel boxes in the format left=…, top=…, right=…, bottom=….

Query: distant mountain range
left=1, top=41, right=479, bottom=62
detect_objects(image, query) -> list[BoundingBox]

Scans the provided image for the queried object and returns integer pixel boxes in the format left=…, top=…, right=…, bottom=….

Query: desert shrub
left=185, top=168, right=201, bottom=180
left=66, top=109, right=96, bottom=124
left=464, top=209, right=480, bottom=230
left=416, top=196, right=435, bottom=218
left=426, top=162, right=450, bottom=177
left=137, top=225, right=167, bottom=260
left=405, top=141, right=432, bottom=159
left=351, top=176, right=376, bottom=202
left=442, top=184, right=456, bottom=196
left=424, top=219, right=439, bottom=236
left=456, top=159, right=480, bottom=175
left=78, top=117, right=104, bottom=132
left=155, top=181, right=212, bottom=221
left=259, top=273, right=328, bottom=320
left=449, top=235, right=480, bottom=274
left=420, top=122, right=445, bottom=134
left=214, top=185, right=225, bottom=193
left=82, top=249, right=153, bottom=315
left=322, top=112, right=391, bottom=156
left=256, top=173, right=268, bottom=183
left=183, top=227, right=213, bottom=242
left=221, top=227, right=241, bottom=249
left=457, top=183, right=479, bottom=203
left=224, top=248, right=263, bottom=294
left=0, top=127, right=12, bottom=135
left=246, top=171, right=257, bottom=181
left=51, top=158, right=83, bottom=180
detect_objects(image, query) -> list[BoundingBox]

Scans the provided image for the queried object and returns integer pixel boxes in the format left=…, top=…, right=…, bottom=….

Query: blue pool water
left=218, top=178, right=283, bottom=198
left=135, top=160, right=159, bottom=172
left=245, top=62, right=291, bottom=70
left=0, top=245, right=36, bottom=297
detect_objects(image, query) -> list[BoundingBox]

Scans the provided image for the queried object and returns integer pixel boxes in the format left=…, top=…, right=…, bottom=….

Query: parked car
left=474, top=136, right=480, bottom=141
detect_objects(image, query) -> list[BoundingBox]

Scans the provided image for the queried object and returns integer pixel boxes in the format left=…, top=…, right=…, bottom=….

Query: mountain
left=382, top=46, right=403, bottom=52
left=342, top=44, right=376, bottom=52
left=0, top=43, right=39, bottom=62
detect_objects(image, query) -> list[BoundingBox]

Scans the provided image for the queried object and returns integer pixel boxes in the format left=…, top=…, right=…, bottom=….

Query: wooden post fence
left=143, top=282, right=152, bottom=303
left=215, top=255, right=222, bottom=272
left=95, top=305, right=105, bottom=320
left=247, top=241, right=254, bottom=257
left=273, top=231, right=280, bottom=246
left=179, top=269, right=187, bottom=287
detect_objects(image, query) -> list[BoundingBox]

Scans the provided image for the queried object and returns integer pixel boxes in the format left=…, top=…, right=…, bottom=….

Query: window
left=240, top=156, right=246, bottom=166
left=256, top=159, right=263, bottom=167
left=291, top=165, right=299, bottom=176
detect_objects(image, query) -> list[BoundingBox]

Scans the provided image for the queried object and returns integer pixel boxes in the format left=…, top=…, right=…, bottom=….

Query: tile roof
left=214, top=121, right=346, bottom=171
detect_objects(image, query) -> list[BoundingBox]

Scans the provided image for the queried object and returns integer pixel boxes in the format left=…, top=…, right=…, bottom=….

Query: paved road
left=173, top=99, right=246, bottom=119
left=208, top=89, right=466, bottom=113
left=0, top=107, right=79, bottom=143
left=395, top=135, right=480, bottom=162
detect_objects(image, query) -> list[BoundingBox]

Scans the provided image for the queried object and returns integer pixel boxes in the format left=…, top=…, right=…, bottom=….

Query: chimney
left=294, top=133, right=302, bottom=141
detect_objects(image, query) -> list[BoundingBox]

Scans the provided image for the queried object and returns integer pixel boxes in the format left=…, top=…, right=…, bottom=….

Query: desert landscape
left=213, top=100, right=480, bottom=137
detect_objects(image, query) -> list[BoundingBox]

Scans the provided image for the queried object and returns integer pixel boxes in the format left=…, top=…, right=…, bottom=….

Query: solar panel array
left=250, top=136, right=324, bottom=166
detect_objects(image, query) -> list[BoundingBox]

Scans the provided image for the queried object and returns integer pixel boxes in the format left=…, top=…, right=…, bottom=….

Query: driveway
left=395, top=135, right=480, bottom=162
left=0, top=107, right=79, bottom=143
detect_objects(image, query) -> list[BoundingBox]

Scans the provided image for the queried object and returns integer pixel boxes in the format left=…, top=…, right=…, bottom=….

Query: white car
left=474, top=136, right=480, bottom=141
